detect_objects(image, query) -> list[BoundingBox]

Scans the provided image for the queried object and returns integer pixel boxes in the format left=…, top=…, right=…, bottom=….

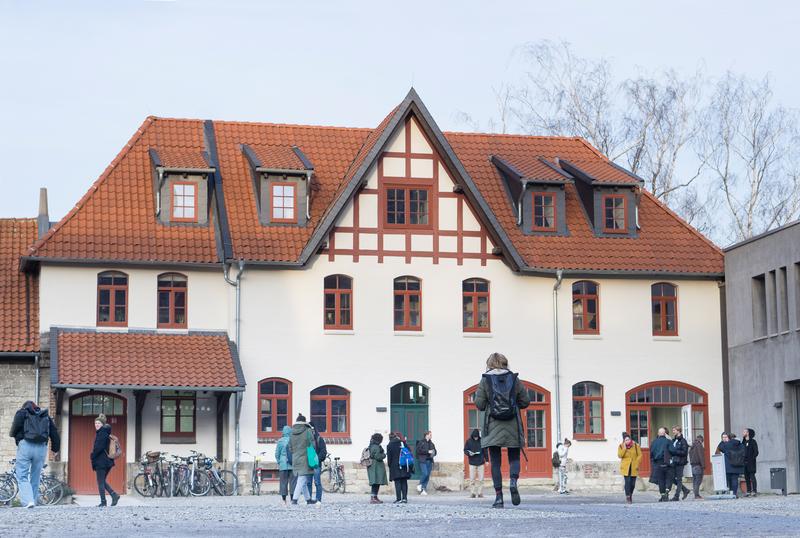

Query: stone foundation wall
left=0, top=360, right=50, bottom=464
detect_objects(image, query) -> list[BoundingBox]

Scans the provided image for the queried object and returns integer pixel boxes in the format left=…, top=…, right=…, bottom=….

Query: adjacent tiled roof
left=51, top=328, right=244, bottom=390
left=493, top=155, right=570, bottom=183
left=154, top=147, right=210, bottom=170
left=249, top=145, right=308, bottom=171
left=561, top=158, right=641, bottom=185
left=0, top=219, right=38, bottom=353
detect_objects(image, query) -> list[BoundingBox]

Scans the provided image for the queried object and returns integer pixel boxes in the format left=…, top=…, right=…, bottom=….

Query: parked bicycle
left=321, top=455, right=346, bottom=493
left=200, top=455, right=238, bottom=496
left=0, top=459, right=65, bottom=505
left=133, top=451, right=169, bottom=498
left=243, top=450, right=269, bottom=496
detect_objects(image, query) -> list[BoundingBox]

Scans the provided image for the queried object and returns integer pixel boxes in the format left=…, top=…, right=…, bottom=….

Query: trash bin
left=770, top=468, right=787, bottom=495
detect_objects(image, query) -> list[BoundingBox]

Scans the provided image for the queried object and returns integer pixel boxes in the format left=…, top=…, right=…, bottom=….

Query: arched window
left=158, top=273, right=188, bottom=328
left=258, top=378, right=292, bottom=439
left=324, top=275, right=353, bottom=330
left=572, top=381, right=603, bottom=439
left=651, top=283, right=678, bottom=336
left=462, top=278, right=490, bottom=332
left=97, top=271, right=128, bottom=327
left=310, top=385, right=350, bottom=437
left=572, top=281, right=599, bottom=334
left=394, top=276, right=421, bottom=331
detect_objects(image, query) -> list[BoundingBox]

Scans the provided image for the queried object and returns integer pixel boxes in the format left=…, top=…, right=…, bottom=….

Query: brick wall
left=0, top=360, right=51, bottom=464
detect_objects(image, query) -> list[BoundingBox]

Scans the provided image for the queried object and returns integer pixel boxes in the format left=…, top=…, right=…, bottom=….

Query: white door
left=681, top=404, right=693, bottom=477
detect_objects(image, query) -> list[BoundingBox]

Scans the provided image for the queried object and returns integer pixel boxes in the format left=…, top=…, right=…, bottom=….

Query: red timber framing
left=326, top=115, right=491, bottom=266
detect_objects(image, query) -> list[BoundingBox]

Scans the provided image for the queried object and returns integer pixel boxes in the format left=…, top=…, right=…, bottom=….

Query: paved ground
left=2, top=490, right=800, bottom=537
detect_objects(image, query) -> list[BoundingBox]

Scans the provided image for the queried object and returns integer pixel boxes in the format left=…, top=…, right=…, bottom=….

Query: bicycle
left=187, top=451, right=211, bottom=497
left=200, top=456, right=238, bottom=496
left=133, top=451, right=170, bottom=498
left=242, top=451, right=269, bottom=496
left=321, top=455, right=346, bottom=493
left=0, top=459, right=65, bottom=505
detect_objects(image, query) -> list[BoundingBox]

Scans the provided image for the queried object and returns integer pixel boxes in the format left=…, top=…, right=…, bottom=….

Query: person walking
left=617, top=432, right=642, bottom=504
left=742, top=428, right=759, bottom=497
left=9, top=400, right=60, bottom=508
left=556, top=439, right=571, bottom=494
left=474, top=352, right=531, bottom=508
left=367, top=433, right=388, bottom=504
left=716, top=432, right=745, bottom=498
left=289, top=414, right=318, bottom=505
left=275, top=425, right=297, bottom=505
left=415, top=431, right=436, bottom=496
left=649, top=427, right=672, bottom=502
left=306, top=423, right=327, bottom=504
left=668, top=426, right=690, bottom=501
left=91, top=414, right=119, bottom=507
left=464, top=429, right=487, bottom=498
left=387, top=432, right=412, bottom=504
left=688, top=434, right=705, bottom=500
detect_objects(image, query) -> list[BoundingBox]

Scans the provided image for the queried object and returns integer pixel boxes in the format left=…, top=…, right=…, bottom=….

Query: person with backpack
left=617, top=432, right=642, bottom=504
left=91, top=414, right=120, bottom=507
left=415, top=431, right=436, bottom=496
left=289, top=413, right=318, bottom=505
left=556, top=439, right=571, bottom=494
left=742, top=428, right=759, bottom=496
left=464, top=429, right=487, bottom=498
left=387, top=432, right=413, bottom=504
left=275, top=425, right=297, bottom=505
left=474, top=352, right=531, bottom=508
left=716, top=432, right=745, bottom=498
left=649, top=427, right=672, bottom=502
left=306, top=423, right=327, bottom=504
left=367, top=433, right=388, bottom=504
left=688, top=434, right=705, bottom=499
left=8, top=400, right=60, bottom=508
left=668, top=426, right=690, bottom=501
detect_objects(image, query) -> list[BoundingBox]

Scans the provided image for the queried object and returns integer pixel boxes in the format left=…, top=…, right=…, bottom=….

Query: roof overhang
left=558, top=159, right=641, bottom=187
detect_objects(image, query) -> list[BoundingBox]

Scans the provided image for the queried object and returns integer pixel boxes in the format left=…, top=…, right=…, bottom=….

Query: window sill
left=157, top=328, right=189, bottom=334
left=324, top=329, right=355, bottom=336
left=96, top=326, right=129, bottom=332
left=572, top=334, right=602, bottom=340
left=463, top=332, right=493, bottom=338
left=573, top=438, right=607, bottom=442
left=160, top=437, right=197, bottom=444
left=652, top=336, right=681, bottom=342
left=394, top=331, right=424, bottom=337
left=751, top=335, right=769, bottom=342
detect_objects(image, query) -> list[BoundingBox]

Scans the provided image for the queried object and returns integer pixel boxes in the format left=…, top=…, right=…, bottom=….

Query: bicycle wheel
left=337, top=467, right=346, bottom=494
left=133, top=473, right=155, bottom=497
left=0, top=472, right=18, bottom=503
left=213, top=470, right=237, bottom=496
left=189, top=469, right=211, bottom=496
left=251, top=469, right=260, bottom=496
left=321, top=465, right=337, bottom=493
left=38, top=476, right=64, bottom=505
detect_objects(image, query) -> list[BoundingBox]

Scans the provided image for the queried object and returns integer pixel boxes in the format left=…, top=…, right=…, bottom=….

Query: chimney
left=37, top=187, right=50, bottom=239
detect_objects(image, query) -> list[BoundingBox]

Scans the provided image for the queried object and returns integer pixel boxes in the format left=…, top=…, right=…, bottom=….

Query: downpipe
left=552, top=269, right=564, bottom=443
left=223, top=260, right=245, bottom=493
left=34, top=353, right=40, bottom=403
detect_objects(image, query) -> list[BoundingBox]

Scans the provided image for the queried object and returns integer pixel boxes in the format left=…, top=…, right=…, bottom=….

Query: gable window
left=310, top=385, right=350, bottom=437
left=572, top=382, right=603, bottom=439
left=324, top=275, right=353, bottom=330
left=394, top=276, right=422, bottom=331
left=158, top=273, right=187, bottom=329
left=651, top=282, right=678, bottom=336
left=171, top=182, right=197, bottom=223
left=602, top=194, right=626, bottom=233
left=572, top=281, right=599, bottom=334
left=161, top=390, right=195, bottom=443
left=386, top=187, right=430, bottom=227
left=97, top=271, right=128, bottom=327
left=532, top=192, right=557, bottom=231
left=258, top=378, right=291, bottom=439
left=271, top=183, right=296, bottom=223
left=462, top=278, right=490, bottom=332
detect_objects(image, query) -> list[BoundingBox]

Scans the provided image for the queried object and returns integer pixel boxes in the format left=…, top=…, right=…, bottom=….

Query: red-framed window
left=385, top=186, right=430, bottom=227
left=324, top=275, right=353, bottom=330
left=97, top=271, right=128, bottom=327
left=394, top=276, right=422, bottom=331
left=171, top=182, right=198, bottom=223
left=161, top=390, right=196, bottom=442
left=310, top=385, right=350, bottom=438
left=572, top=381, right=604, bottom=440
left=572, top=280, right=599, bottom=334
left=258, top=378, right=292, bottom=439
left=602, top=194, right=626, bottom=233
left=652, top=282, right=678, bottom=336
left=157, top=273, right=187, bottom=329
left=462, top=278, right=490, bottom=332
left=532, top=192, right=557, bottom=231
left=271, top=183, right=296, bottom=223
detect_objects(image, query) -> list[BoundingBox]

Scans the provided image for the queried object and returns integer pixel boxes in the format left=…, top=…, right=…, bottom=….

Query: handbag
left=306, top=430, right=320, bottom=469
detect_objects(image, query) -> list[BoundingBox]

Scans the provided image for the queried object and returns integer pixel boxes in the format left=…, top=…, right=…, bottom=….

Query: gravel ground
left=2, top=491, right=800, bottom=537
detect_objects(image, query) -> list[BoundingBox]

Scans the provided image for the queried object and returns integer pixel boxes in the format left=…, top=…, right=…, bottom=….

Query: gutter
left=552, top=269, right=564, bottom=443
left=223, top=259, right=245, bottom=492
left=34, top=353, right=40, bottom=404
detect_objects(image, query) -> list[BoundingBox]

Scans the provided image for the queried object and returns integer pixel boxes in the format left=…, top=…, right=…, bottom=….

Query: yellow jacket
left=618, top=442, right=643, bottom=477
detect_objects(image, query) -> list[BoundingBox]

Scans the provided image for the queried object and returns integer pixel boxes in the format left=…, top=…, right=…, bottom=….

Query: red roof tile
left=249, top=145, right=307, bottom=171
left=0, top=219, right=38, bottom=352
left=563, top=158, right=640, bottom=185
left=54, top=329, right=243, bottom=389
left=155, top=147, right=210, bottom=170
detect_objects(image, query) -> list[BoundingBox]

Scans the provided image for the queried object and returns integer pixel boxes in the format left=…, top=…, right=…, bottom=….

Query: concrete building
left=725, top=220, right=800, bottom=493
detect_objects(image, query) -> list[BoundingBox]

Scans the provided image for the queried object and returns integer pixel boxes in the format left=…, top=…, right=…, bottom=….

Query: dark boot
left=492, top=491, right=504, bottom=508
left=659, top=493, right=669, bottom=502
left=110, top=493, right=120, bottom=506
left=682, top=486, right=690, bottom=500
left=509, top=478, right=521, bottom=506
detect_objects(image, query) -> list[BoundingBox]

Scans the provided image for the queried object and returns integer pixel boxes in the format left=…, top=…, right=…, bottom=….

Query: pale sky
left=1, top=0, right=798, bottom=220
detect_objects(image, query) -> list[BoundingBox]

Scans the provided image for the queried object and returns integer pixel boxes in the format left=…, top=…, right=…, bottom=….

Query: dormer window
left=271, top=183, right=296, bottom=223
left=602, top=194, right=626, bottom=233
left=532, top=192, right=557, bottom=231
left=171, top=182, right=198, bottom=223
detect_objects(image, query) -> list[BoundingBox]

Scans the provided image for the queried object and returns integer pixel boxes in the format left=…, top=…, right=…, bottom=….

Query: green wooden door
left=390, top=382, right=430, bottom=480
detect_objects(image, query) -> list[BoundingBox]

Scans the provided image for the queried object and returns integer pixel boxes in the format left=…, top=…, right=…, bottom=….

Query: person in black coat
left=648, top=427, right=673, bottom=502
left=415, top=432, right=436, bottom=495
left=668, top=426, right=690, bottom=501
left=387, top=432, right=413, bottom=503
left=742, top=428, right=759, bottom=496
left=716, top=432, right=745, bottom=498
left=464, top=429, right=488, bottom=498
left=91, top=414, right=119, bottom=507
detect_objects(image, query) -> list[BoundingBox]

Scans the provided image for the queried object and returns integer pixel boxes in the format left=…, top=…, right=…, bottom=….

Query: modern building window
left=462, top=278, right=490, bottom=332
left=532, top=192, right=557, bottom=231
left=572, top=281, right=599, bottom=334
left=796, top=263, right=800, bottom=330
left=258, top=378, right=291, bottom=439
left=651, top=282, right=678, bottom=336
left=768, top=270, right=778, bottom=335
left=171, top=182, right=197, bottom=223
left=602, top=194, right=626, bottom=233
left=310, top=385, right=350, bottom=437
left=572, top=381, right=603, bottom=440
left=271, top=183, right=296, bottom=223
left=386, top=187, right=430, bottom=227
left=752, top=274, right=767, bottom=338
left=161, top=390, right=195, bottom=442
left=778, top=267, right=789, bottom=333
left=324, top=274, right=353, bottom=330
left=157, top=273, right=187, bottom=328
left=394, top=276, right=422, bottom=331
left=97, top=271, right=128, bottom=327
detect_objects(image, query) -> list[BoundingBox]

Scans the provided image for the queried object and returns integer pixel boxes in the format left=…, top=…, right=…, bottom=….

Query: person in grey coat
left=289, top=414, right=317, bottom=505
left=474, top=352, right=531, bottom=509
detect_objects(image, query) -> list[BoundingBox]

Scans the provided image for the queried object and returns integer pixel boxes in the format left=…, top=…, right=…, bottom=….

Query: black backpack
left=552, top=450, right=561, bottom=468
left=728, top=444, right=746, bottom=467
left=24, top=409, right=51, bottom=443
left=484, top=371, right=519, bottom=421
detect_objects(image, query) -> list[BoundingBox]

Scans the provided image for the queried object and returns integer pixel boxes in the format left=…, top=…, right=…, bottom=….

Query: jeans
left=744, top=468, right=757, bottom=494
left=558, top=466, right=568, bottom=493
left=292, top=474, right=312, bottom=502
left=488, top=446, right=520, bottom=492
left=419, top=460, right=433, bottom=491
left=15, top=440, right=48, bottom=506
left=96, top=467, right=116, bottom=505
left=279, top=470, right=297, bottom=499
left=468, top=464, right=485, bottom=496
left=394, top=478, right=408, bottom=501
left=624, top=472, right=636, bottom=497
left=306, top=466, right=322, bottom=501
left=672, top=465, right=688, bottom=497
left=370, top=484, right=380, bottom=496
left=692, top=468, right=703, bottom=497
left=726, top=473, right=740, bottom=496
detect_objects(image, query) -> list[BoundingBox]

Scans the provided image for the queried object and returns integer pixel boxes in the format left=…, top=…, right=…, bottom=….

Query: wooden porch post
left=215, top=392, right=232, bottom=462
left=133, top=390, right=149, bottom=461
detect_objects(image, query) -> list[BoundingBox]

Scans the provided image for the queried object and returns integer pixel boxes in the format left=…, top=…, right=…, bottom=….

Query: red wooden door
left=69, top=392, right=127, bottom=494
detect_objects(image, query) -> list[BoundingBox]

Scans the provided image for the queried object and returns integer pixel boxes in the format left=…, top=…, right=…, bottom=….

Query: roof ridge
left=444, top=130, right=591, bottom=142
left=0, top=217, right=36, bottom=222
left=640, top=190, right=724, bottom=255
left=151, top=115, right=373, bottom=133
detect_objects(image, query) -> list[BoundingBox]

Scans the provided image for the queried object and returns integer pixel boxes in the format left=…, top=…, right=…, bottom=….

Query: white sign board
left=711, top=453, right=728, bottom=492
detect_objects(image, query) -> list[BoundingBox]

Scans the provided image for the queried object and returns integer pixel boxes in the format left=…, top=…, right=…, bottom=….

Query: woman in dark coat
left=742, top=428, right=759, bottom=496
left=386, top=432, right=413, bottom=504
left=716, top=432, right=745, bottom=497
left=91, top=414, right=119, bottom=507
left=367, top=433, right=388, bottom=504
